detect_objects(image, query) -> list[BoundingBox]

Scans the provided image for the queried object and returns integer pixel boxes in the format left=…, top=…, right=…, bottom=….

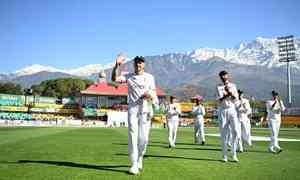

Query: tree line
left=0, top=78, right=94, bottom=98
left=0, top=82, right=23, bottom=95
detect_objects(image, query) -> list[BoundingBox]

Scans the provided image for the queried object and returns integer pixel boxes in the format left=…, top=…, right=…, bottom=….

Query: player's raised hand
left=116, top=53, right=127, bottom=65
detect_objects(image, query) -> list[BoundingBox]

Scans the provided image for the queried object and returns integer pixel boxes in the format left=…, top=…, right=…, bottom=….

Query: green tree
left=0, top=82, right=23, bottom=95
left=31, top=78, right=93, bottom=98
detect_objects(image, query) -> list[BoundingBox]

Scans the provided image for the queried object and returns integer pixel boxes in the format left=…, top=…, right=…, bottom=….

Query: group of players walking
left=111, top=54, right=286, bottom=175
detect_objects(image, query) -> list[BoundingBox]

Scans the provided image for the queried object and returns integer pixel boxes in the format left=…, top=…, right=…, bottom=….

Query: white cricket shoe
left=129, top=165, right=139, bottom=175
left=137, top=156, right=143, bottom=170
left=222, top=156, right=228, bottom=162
left=268, top=147, right=276, bottom=153
left=232, top=156, right=239, bottom=162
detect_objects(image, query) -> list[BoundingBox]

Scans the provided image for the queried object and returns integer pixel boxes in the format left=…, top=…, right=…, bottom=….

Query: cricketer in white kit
left=216, top=70, right=239, bottom=162
left=112, top=54, right=159, bottom=175
left=266, top=90, right=285, bottom=153
left=236, top=90, right=252, bottom=152
left=191, top=97, right=206, bottom=145
left=166, top=96, right=181, bottom=148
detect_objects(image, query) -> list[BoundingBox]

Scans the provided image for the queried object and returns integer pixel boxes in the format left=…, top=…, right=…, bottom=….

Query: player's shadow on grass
left=244, top=149, right=270, bottom=154
left=174, top=146, right=222, bottom=152
left=150, top=141, right=220, bottom=147
left=13, top=160, right=130, bottom=174
left=113, top=143, right=269, bottom=154
left=113, top=143, right=128, bottom=146
left=114, top=142, right=220, bottom=149
left=113, top=143, right=171, bottom=149
left=116, top=153, right=223, bottom=163
left=175, top=147, right=270, bottom=154
left=150, top=141, right=190, bottom=145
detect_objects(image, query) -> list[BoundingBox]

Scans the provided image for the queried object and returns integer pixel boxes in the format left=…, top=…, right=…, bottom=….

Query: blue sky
left=0, top=0, right=299, bottom=73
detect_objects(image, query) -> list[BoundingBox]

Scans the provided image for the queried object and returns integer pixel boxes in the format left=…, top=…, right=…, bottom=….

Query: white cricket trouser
left=268, top=119, right=281, bottom=151
left=128, top=104, right=151, bottom=166
left=237, top=117, right=252, bottom=150
left=194, top=117, right=205, bottom=143
left=218, top=107, right=239, bottom=158
left=167, top=117, right=179, bottom=146
left=226, top=126, right=233, bottom=147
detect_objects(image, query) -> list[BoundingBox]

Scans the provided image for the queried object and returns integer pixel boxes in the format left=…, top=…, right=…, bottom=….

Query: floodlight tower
left=277, top=35, right=298, bottom=106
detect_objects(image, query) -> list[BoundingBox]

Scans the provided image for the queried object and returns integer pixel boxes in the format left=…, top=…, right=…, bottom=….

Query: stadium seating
left=0, top=112, right=32, bottom=120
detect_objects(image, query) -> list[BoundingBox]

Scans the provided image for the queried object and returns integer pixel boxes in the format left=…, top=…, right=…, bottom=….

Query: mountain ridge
left=1, top=36, right=299, bottom=105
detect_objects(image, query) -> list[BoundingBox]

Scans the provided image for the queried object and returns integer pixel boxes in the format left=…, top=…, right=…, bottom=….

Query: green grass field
left=0, top=127, right=300, bottom=180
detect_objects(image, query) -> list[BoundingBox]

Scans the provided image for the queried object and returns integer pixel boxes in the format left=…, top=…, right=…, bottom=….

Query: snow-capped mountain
left=10, top=57, right=132, bottom=78
left=189, top=37, right=300, bottom=69
left=67, top=64, right=103, bottom=77
left=13, top=64, right=104, bottom=77
left=6, top=37, right=300, bottom=78
left=2, top=36, right=300, bottom=99
left=1, top=36, right=300, bottom=104
left=14, top=64, right=66, bottom=77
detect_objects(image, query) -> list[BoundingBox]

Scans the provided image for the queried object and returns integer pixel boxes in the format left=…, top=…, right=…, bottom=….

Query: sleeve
left=265, top=101, right=271, bottom=114
left=216, top=85, right=224, bottom=100
left=280, top=100, right=286, bottom=112
left=231, top=84, right=239, bottom=99
left=149, top=75, right=159, bottom=106
left=236, top=100, right=242, bottom=112
left=176, top=103, right=181, bottom=114
left=245, top=100, right=252, bottom=115
left=192, top=106, right=197, bottom=114
left=166, top=104, right=170, bottom=114
left=146, top=74, right=156, bottom=91
left=166, top=104, right=173, bottom=119
left=202, top=106, right=206, bottom=116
